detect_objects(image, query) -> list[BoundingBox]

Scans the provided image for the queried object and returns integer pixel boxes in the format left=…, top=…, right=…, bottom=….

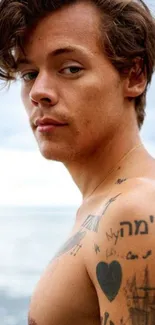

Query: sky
left=0, top=0, right=155, bottom=207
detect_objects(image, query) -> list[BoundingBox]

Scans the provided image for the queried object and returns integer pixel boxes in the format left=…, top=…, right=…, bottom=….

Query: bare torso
left=28, top=154, right=155, bottom=325
left=28, top=210, right=101, bottom=325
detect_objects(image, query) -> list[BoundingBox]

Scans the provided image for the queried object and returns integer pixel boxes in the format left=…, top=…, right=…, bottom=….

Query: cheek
left=81, top=76, right=122, bottom=120
left=66, top=75, right=123, bottom=143
left=69, top=77, right=113, bottom=126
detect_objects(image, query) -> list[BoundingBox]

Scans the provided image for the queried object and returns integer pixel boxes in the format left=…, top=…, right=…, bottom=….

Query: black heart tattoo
left=96, top=261, right=122, bottom=302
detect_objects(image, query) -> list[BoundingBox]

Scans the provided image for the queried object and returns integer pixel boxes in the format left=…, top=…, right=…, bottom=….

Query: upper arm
left=83, top=190, right=155, bottom=324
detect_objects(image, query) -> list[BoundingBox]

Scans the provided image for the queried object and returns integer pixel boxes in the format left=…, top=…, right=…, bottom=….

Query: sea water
left=0, top=205, right=77, bottom=325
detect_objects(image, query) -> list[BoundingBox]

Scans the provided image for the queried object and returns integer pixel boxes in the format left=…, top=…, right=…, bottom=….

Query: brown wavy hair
left=0, top=0, right=155, bottom=128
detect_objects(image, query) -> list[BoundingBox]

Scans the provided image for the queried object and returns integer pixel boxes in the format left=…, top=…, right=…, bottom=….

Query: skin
left=17, top=1, right=155, bottom=325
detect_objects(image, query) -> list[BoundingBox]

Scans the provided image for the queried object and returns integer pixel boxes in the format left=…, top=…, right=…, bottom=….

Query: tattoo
left=28, top=317, right=37, bottom=325
left=94, top=243, right=100, bottom=254
left=120, top=317, right=130, bottom=325
left=120, top=216, right=154, bottom=237
left=101, top=314, right=130, bottom=325
left=96, top=261, right=122, bottom=302
left=116, top=178, right=127, bottom=185
left=106, top=247, right=121, bottom=259
left=143, top=250, right=152, bottom=259
left=106, top=248, right=117, bottom=259
left=82, top=193, right=121, bottom=233
left=106, top=228, right=120, bottom=245
left=150, top=215, right=154, bottom=223
left=55, top=193, right=122, bottom=259
left=101, top=312, right=115, bottom=325
left=126, top=251, right=138, bottom=260
left=106, top=248, right=152, bottom=261
left=126, top=250, right=152, bottom=261
left=82, top=214, right=101, bottom=232
left=55, top=230, right=86, bottom=258
left=104, top=194, right=122, bottom=212
left=107, top=215, right=154, bottom=245
left=124, top=266, right=155, bottom=325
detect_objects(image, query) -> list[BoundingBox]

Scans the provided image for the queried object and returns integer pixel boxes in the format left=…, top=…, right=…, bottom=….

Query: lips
left=34, top=117, right=67, bottom=133
left=35, top=117, right=67, bottom=127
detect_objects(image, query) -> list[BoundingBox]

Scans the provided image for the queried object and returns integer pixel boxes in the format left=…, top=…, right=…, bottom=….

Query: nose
left=29, top=72, right=59, bottom=108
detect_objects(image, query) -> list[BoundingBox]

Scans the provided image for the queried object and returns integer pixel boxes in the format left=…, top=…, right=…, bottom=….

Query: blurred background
left=0, top=1, right=155, bottom=324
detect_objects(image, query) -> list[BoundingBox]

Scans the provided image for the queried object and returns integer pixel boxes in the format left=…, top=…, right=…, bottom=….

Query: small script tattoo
left=106, top=248, right=152, bottom=261
left=126, top=250, right=152, bottom=261
left=124, top=266, right=155, bottom=325
left=106, top=247, right=119, bottom=259
left=143, top=250, right=152, bottom=259
left=106, top=228, right=120, bottom=245
left=101, top=314, right=129, bottom=325
left=116, top=178, right=127, bottom=185
left=82, top=193, right=121, bottom=233
left=106, top=215, right=154, bottom=245
left=94, top=243, right=100, bottom=254
left=101, top=312, right=115, bottom=325
left=96, top=260, right=122, bottom=302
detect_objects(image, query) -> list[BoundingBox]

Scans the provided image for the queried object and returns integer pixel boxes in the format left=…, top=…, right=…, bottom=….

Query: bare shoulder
left=97, top=175, right=155, bottom=249
left=82, top=177, right=155, bottom=324
left=82, top=176, right=155, bottom=240
left=100, top=176, right=155, bottom=227
left=110, top=175, right=155, bottom=208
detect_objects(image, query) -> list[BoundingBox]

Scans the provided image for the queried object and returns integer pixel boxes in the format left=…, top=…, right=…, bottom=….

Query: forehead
left=22, top=1, right=102, bottom=59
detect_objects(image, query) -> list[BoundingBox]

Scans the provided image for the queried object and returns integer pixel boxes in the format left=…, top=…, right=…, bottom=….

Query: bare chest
left=28, top=252, right=100, bottom=325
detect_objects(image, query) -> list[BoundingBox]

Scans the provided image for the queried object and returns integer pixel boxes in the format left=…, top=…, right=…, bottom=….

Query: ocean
left=0, top=206, right=77, bottom=325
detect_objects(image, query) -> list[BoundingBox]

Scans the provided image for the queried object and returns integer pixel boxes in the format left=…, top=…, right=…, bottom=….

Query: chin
left=35, top=138, right=64, bottom=161
left=39, top=148, right=63, bottom=161
left=38, top=142, right=72, bottom=162
left=36, top=139, right=90, bottom=163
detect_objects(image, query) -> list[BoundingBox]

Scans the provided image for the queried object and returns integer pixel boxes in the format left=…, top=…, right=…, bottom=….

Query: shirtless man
left=0, top=0, right=155, bottom=324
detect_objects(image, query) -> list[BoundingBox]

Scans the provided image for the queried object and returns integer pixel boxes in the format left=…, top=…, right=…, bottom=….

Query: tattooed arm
left=83, top=186, right=155, bottom=325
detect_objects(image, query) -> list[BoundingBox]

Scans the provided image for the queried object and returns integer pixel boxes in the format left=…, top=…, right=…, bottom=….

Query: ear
left=123, top=57, right=147, bottom=99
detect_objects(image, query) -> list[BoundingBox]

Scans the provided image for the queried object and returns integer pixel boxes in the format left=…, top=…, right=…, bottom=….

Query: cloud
left=0, top=82, right=32, bottom=149
left=0, top=149, right=82, bottom=206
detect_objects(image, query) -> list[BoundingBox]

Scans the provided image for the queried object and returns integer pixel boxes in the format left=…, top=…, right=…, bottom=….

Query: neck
left=64, top=114, right=144, bottom=201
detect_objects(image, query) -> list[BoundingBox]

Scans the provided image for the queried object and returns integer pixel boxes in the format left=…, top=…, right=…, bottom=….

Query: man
left=0, top=0, right=155, bottom=324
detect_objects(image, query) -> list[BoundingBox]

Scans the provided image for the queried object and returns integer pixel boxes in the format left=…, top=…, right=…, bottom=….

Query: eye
left=20, top=71, right=38, bottom=82
left=60, top=66, right=83, bottom=75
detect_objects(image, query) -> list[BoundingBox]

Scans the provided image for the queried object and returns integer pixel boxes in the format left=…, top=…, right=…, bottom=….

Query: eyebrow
left=16, top=46, right=80, bottom=69
left=52, top=46, right=76, bottom=57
